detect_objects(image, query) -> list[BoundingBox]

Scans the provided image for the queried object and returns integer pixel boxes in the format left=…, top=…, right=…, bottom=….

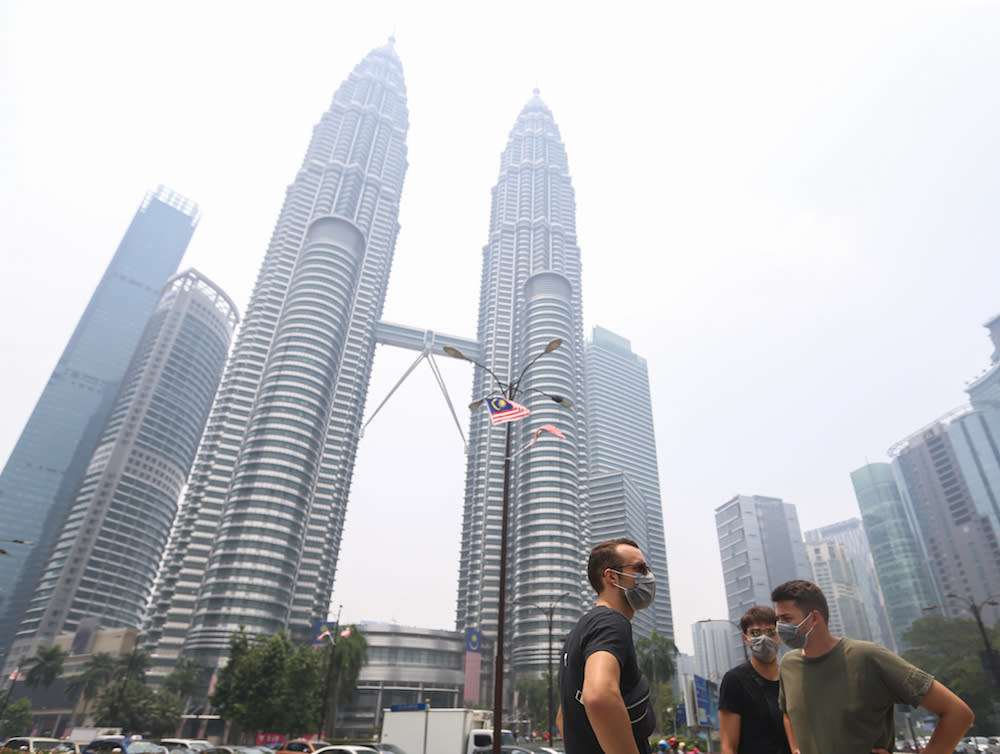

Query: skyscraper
left=804, top=518, right=891, bottom=648
left=4, top=270, right=236, bottom=673
left=456, top=91, right=587, bottom=678
left=890, top=413, right=1000, bottom=628
left=850, top=463, right=941, bottom=651
left=584, top=325, right=673, bottom=641
left=145, top=41, right=409, bottom=676
left=715, top=494, right=812, bottom=621
left=803, top=540, right=871, bottom=640
left=0, top=186, right=198, bottom=662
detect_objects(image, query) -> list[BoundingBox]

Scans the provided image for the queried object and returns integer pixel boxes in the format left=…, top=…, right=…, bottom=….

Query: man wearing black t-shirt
left=718, top=606, right=790, bottom=754
left=557, top=537, right=657, bottom=754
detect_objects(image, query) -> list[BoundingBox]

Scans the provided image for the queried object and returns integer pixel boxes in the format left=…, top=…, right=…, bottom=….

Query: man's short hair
left=771, top=579, right=830, bottom=622
left=587, top=537, right=639, bottom=593
left=739, top=605, right=777, bottom=633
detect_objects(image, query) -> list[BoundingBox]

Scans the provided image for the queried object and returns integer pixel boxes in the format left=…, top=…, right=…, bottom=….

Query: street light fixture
left=511, top=591, right=571, bottom=743
left=924, top=592, right=1000, bottom=687
left=444, top=338, right=570, bottom=754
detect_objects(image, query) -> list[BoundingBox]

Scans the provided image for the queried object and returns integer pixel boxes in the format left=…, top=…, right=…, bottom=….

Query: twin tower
left=3, top=39, right=673, bottom=685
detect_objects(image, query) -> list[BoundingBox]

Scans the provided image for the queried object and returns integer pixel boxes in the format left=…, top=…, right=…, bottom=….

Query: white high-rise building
left=715, top=495, right=812, bottom=620
left=145, top=41, right=410, bottom=677
left=804, top=540, right=871, bottom=640
left=456, top=92, right=588, bottom=679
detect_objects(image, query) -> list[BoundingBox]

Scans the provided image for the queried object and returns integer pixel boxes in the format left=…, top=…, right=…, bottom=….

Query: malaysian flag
left=486, top=397, right=530, bottom=424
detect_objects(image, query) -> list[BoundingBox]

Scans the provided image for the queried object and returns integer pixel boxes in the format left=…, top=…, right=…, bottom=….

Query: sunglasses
left=745, top=627, right=777, bottom=638
left=617, top=561, right=651, bottom=575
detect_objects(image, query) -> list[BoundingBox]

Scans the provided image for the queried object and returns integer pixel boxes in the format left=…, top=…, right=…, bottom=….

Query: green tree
left=22, top=645, right=69, bottom=704
left=514, top=677, right=547, bottom=732
left=636, top=630, right=677, bottom=734
left=114, top=649, right=152, bottom=683
left=211, top=629, right=323, bottom=739
left=93, top=681, right=182, bottom=735
left=902, top=614, right=998, bottom=733
left=163, top=658, right=209, bottom=713
left=0, top=697, right=33, bottom=738
left=320, top=625, right=368, bottom=737
left=65, top=652, right=117, bottom=726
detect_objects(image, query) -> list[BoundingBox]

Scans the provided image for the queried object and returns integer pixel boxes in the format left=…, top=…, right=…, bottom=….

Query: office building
left=584, top=326, right=673, bottom=642
left=804, top=540, right=871, bottom=640
left=337, top=623, right=470, bottom=739
left=144, top=41, right=409, bottom=677
left=715, top=494, right=812, bottom=622
left=850, top=462, right=940, bottom=650
left=692, top=619, right=742, bottom=683
left=456, top=91, right=587, bottom=679
left=890, top=412, right=1000, bottom=628
left=0, top=186, right=198, bottom=662
left=804, top=518, right=890, bottom=648
left=966, top=313, right=1000, bottom=410
left=4, top=270, right=236, bottom=674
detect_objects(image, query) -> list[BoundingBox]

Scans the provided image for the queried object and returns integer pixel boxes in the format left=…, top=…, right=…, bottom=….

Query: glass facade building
left=584, top=326, right=673, bottom=642
left=0, top=187, right=198, bottom=663
left=456, top=92, right=587, bottom=680
left=144, top=41, right=409, bottom=678
left=3, top=270, right=236, bottom=674
left=804, top=518, right=891, bottom=648
left=850, top=464, right=940, bottom=651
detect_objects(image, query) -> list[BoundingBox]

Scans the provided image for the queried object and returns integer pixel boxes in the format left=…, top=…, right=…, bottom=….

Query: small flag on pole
left=532, top=424, right=566, bottom=443
left=486, top=397, right=530, bottom=425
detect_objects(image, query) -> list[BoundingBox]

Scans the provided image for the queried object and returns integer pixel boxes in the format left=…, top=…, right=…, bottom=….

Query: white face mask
left=609, top=569, right=656, bottom=610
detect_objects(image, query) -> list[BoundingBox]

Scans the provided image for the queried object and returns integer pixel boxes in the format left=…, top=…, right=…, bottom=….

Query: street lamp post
left=511, top=591, right=571, bottom=743
left=444, top=338, right=571, bottom=754
left=925, top=593, right=1000, bottom=688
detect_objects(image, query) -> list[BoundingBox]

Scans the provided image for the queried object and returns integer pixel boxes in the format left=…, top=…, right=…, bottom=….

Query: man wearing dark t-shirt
left=718, top=606, right=791, bottom=754
left=557, top=537, right=657, bottom=754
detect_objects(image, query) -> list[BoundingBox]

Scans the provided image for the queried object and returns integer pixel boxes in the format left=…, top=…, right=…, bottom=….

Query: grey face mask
left=776, top=613, right=814, bottom=650
left=610, top=569, right=656, bottom=610
left=748, top=634, right=778, bottom=663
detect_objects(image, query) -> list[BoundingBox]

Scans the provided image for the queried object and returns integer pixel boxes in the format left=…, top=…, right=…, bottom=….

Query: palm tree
left=321, top=626, right=368, bottom=737
left=22, top=645, right=69, bottom=704
left=114, top=649, right=152, bottom=684
left=163, top=659, right=208, bottom=713
left=64, top=652, right=116, bottom=725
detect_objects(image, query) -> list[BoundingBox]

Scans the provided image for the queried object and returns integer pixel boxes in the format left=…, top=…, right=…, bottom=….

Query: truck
left=379, top=707, right=514, bottom=754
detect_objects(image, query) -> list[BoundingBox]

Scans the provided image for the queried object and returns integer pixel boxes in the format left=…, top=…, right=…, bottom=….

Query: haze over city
left=4, top=0, right=1000, bottom=654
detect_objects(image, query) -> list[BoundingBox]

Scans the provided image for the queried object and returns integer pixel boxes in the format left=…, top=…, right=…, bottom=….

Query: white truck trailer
left=380, top=707, right=513, bottom=754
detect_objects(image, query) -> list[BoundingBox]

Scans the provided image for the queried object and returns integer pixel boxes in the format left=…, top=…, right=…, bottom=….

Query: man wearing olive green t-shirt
left=771, top=579, right=973, bottom=754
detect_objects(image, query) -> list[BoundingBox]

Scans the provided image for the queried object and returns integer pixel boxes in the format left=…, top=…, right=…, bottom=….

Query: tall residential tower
left=145, top=41, right=409, bottom=677
left=0, top=187, right=197, bottom=662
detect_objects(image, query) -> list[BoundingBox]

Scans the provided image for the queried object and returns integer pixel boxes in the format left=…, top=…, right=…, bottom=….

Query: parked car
left=83, top=738, right=165, bottom=754
left=311, top=748, right=377, bottom=754
left=4, top=740, right=79, bottom=754
left=362, top=745, right=407, bottom=754
left=274, top=743, right=332, bottom=754
left=159, top=742, right=209, bottom=752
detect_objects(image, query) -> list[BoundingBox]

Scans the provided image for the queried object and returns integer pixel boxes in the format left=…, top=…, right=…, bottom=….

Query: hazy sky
left=4, top=1, right=1000, bottom=654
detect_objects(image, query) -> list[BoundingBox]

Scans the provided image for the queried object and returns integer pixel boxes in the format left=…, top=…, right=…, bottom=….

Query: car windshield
left=127, top=745, right=163, bottom=754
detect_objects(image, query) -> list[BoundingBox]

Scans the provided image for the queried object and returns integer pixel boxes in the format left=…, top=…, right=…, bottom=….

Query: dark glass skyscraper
left=145, top=41, right=409, bottom=677
left=3, top=270, right=236, bottom=673
left=456, top=92, right=589, bottom=678
left=0, top=186, right=198, bottom=662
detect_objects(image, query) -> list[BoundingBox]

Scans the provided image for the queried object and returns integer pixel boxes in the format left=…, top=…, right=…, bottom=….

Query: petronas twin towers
left=145, top=40, right=672, bottom=683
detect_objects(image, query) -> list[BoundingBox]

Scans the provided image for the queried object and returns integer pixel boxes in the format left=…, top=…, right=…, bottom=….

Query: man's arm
left=783, top=713, right=800, bottom=754
left=912, top=680, right=973, bottom=754
left=581, top=650, right=639, bottom=754
left=718, top=709, right=741, bottom=754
